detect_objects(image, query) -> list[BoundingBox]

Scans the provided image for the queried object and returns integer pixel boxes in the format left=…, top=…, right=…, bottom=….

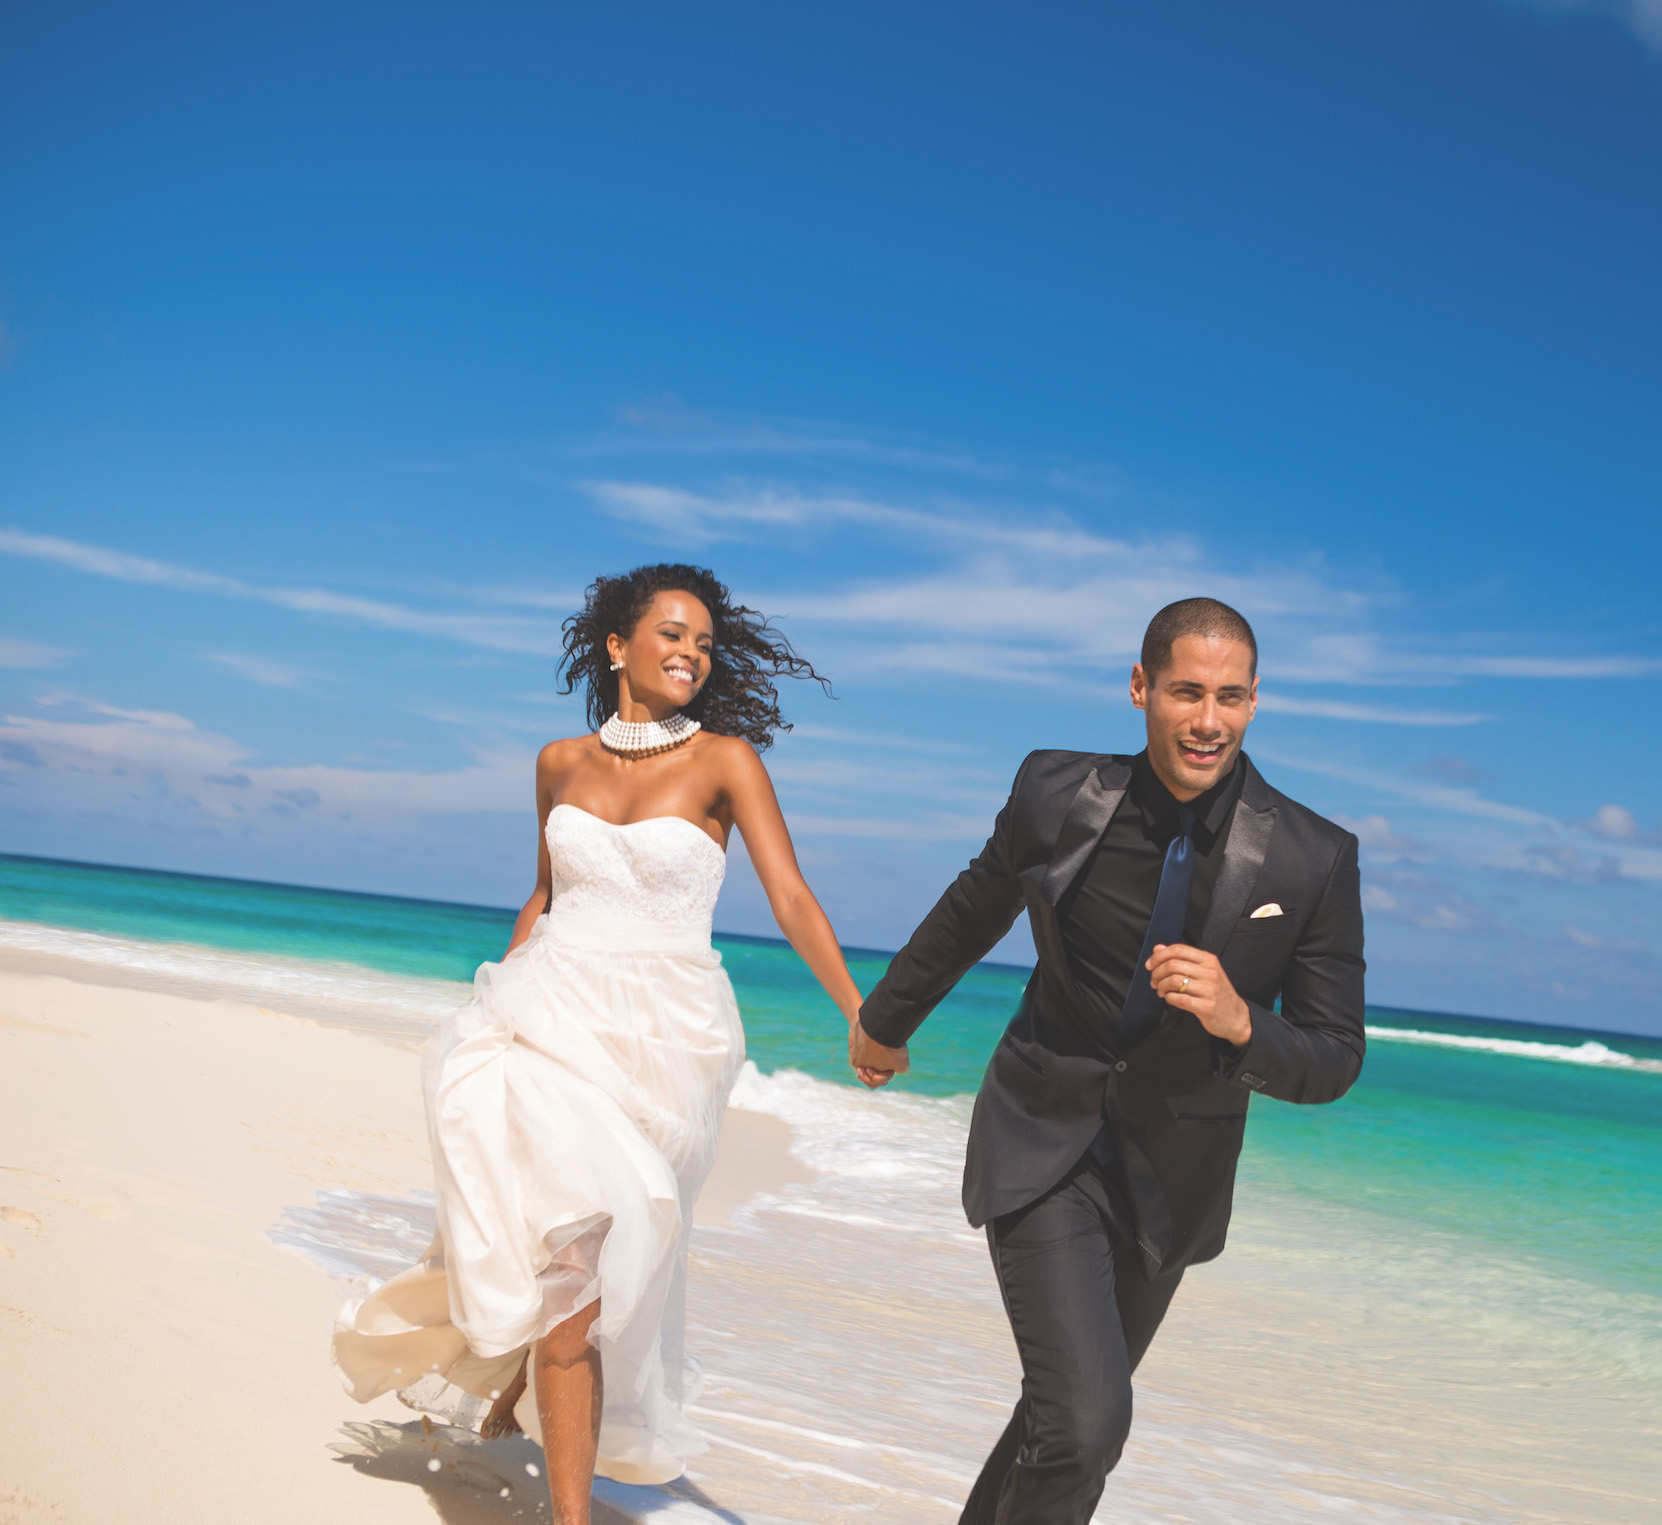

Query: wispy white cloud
left=1583, top=803, right=1639, bottom=841
left=766, top=752, right=1002, bottom=805
left=1445, top=655, right=1662, bottom=679
left=582, top=482, right=1656, bottom=698
left=1517, top=843, right=1627, bottom=883
left=0, top=637, right=72, bottom=669
left=1255, top=747, right=1557, bottom=828
left=203, top=651, right=309, bottom=688
left=0, top=698, right=526, bottom=821
left=36, top=696, right=197, bottom=730
left=780, top=812, right=1001, bottom=841
left=586, top=480, right=1133, bottom=562
left=466, top=586, right=587, bottom=612
left=1562, top=924, right=1648, bottom=953
left=1257, top=693, right=1490, bottom=726
left=0, top=529, right=247, bottom=595
left=1417, top=755, right=1488, bottom=784
left=782, top=723, right=975, bottom=755
left=786, top=565, right=1649, bottom=698
left=1265, top=748, right=1662, bottom=884
left=574, top=398, right=1013, bottom=481
left=1511, top=0, right=1662, bottom=51
left=1361, top=880, right=1483, bottom=933
left=8, top=506, right=1653, bottom=712
left=1485, top=834, right=1662, bottom=884
left=765, top=556, right=1368, bottom=687
left=1336, top=813, right=1429, bottom=861
left=0, top=528, right=563, bottom=656
left=0, top=695, right=1002, bottom=851
left=417, top=702, right=579, bottom=738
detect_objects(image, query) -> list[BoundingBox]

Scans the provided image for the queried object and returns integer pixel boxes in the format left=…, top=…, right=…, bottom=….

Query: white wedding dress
left=333, top=804, right=746, bottom=1484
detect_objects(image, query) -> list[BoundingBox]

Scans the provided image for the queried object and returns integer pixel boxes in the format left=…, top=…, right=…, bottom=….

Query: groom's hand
left=849, top=1017, right=909, bottom=1090
left=1146, top=944, right=1253, bottom=1049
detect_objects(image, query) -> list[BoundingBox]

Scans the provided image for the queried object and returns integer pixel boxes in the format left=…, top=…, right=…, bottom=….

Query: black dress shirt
left=1058, top=751, right=1244, bottom=1038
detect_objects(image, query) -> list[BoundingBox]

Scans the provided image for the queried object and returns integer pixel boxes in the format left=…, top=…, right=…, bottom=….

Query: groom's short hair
left=1141, top=598, right=1258, bottom=680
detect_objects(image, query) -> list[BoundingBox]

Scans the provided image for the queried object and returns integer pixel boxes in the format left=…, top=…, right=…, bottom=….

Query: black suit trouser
left=959, top=1158, right=1185, bottom=1525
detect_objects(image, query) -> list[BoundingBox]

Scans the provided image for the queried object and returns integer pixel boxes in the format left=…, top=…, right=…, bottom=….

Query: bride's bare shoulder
left=536, top=733, right=600, bottom=779
left=697, top=731, right=760, bottom=759
left=697, top=731, right=769, bottom=785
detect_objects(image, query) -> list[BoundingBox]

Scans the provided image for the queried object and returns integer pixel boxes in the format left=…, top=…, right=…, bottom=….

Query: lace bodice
left=543, top=804, right=726, bottom=936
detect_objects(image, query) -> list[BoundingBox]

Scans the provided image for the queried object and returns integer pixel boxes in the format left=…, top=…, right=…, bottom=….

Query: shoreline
left=5, top=915, right=1661, bottom=1081
left=8, top=848, right=1649, bottom=1040
left=0, top=920, right=467, bottom=1045
left=2, top=940, right=1659, bottom=1522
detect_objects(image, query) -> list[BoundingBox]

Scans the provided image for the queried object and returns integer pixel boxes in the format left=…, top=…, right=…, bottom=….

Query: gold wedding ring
left=1179, top=976, right=1191, bottom=993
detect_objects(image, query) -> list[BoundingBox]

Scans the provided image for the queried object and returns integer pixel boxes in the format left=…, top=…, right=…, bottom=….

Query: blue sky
left=3, top=1, right=1661, bottom=1033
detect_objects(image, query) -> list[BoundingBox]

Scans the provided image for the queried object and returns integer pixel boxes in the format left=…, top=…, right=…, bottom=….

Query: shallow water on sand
left=290, top=1063, right=1661, bottom=1522
left=691, top=1068, right=1662, bottom=1524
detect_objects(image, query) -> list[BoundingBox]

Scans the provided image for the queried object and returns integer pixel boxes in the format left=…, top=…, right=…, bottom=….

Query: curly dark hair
left=557, top=563, right=830, bottom=749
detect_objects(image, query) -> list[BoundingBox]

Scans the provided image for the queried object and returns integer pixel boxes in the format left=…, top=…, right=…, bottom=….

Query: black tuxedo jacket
left=860, top=750, right=1366, bottom=1277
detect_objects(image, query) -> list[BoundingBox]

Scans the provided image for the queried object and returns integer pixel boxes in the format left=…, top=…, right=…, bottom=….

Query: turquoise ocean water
left=3, top=849, right=1659, bottom=1307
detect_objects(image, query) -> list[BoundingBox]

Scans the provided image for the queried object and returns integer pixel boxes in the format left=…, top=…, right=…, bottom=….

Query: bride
left=333, top=563, right=904, bottom=1522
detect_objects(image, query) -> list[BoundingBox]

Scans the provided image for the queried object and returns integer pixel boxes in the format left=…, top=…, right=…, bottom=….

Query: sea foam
left=1366, top=1023, right=1662, bottom=1072
left=0, top=918, right=466, bottom=1039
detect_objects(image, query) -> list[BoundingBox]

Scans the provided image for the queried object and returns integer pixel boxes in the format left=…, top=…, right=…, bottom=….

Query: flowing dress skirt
left=333, top=906, right=745, bottom=1484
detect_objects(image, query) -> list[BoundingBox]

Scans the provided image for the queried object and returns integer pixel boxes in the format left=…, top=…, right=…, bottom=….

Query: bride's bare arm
left=503, top=742, right=565, bottom=957
left=720, top=739, right=866, bottom=1028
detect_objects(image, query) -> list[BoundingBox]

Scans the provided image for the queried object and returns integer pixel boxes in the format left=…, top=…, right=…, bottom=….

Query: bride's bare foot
left=481, top=1356, right=528, bottom=1439
left=481, top=1398, right=522, bottom=1439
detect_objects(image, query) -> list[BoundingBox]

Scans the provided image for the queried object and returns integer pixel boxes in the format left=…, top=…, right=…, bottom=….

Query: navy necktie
left=1115, top=805, right=1198, bottom=1050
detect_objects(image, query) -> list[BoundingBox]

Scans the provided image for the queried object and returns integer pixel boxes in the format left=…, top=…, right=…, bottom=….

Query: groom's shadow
left=331, top=1419, right=747, bottom=1524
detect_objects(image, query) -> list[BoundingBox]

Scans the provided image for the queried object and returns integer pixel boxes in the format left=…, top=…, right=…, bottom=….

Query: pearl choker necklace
left=599, top=711, right=701, bottom=758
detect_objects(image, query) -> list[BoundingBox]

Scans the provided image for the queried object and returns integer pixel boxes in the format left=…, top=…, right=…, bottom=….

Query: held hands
left=848, top=1015, right=909, bottom=1090
left=1146, top=944, right=1253, bottom=1049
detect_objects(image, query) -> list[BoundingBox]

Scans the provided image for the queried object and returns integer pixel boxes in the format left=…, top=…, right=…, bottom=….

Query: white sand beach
left=0, top=962, right=799, bottom=1525
left=1, top=946, right=1657, bottom=1523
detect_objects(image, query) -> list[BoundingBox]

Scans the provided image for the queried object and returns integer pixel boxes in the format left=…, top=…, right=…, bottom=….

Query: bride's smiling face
left=607, top=590, right=715, bottom=717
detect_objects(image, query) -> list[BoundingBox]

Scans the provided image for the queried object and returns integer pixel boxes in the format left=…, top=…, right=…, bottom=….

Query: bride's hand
left=848, top=1018, right=909, bottom=1090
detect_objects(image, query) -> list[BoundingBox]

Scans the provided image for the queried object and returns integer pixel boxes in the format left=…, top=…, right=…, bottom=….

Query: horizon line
left=3, top=847, right=1657, bottom=1047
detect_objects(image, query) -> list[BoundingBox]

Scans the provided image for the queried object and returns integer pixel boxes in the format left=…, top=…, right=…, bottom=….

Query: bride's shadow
left=331, top=1419, right=748, bottom=1524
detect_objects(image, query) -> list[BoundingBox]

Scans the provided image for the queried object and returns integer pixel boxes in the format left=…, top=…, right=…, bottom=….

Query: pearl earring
left=609, top=661, right=624, bottom=672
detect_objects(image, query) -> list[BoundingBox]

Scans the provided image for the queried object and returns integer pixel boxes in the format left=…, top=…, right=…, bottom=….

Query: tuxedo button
left=1241, top=1071, right=1265, bottom=1090
left=1114, top=1060, right=1128, bottom=1073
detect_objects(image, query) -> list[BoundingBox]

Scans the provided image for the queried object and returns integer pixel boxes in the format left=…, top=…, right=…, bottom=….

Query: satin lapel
left=1041, top=760, right=1131, bottom=907
left=1199, top=794, right=1277, bottom=954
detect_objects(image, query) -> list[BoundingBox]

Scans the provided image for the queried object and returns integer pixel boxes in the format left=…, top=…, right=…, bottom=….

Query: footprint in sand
left=2, top=1206, right=44, bottom=1233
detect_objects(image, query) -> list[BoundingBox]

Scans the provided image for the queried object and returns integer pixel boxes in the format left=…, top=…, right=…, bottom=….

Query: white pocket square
left=1249, top=903, right=1284, bottom=919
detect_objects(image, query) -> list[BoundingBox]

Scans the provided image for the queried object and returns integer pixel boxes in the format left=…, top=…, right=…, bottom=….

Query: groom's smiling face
left=1131, top=634, right=1259, bottom=801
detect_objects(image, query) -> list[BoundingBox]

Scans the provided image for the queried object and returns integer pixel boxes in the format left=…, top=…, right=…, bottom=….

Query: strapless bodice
left=541, top=804, right=726, bottom=950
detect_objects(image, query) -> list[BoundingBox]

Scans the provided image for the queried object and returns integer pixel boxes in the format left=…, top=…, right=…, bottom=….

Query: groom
left=852, top=598, right=1366, bottom=1523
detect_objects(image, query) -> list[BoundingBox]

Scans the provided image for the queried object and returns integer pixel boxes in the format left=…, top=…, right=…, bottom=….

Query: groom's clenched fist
left=1145, top=944, right=1253, bottom=1049
left=849, top=1017, right=909, bottom=1090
